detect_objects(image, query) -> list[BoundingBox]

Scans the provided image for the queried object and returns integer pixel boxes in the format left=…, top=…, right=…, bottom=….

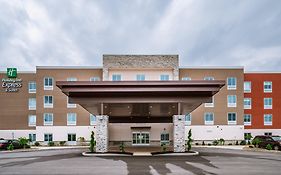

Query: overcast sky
left=1, top=0, right=281, bottom=71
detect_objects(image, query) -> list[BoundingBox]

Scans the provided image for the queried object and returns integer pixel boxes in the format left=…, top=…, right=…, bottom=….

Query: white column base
left=96, top=115, right=109, bottom=153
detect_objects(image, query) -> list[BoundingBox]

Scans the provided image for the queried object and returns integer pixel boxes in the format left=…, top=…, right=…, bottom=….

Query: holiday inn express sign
left=2, top=68, right=22, bottom=92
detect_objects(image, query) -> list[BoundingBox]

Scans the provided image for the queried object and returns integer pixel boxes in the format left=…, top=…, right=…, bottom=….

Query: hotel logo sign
left=2, top=68, right=22, bottom=92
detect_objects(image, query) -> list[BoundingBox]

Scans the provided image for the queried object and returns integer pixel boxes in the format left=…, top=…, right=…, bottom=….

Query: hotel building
left=0, top=55, right=280, bottom=152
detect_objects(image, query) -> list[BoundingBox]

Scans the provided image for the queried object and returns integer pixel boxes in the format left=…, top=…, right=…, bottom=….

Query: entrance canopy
left=57, top=81, right=224, bottom=122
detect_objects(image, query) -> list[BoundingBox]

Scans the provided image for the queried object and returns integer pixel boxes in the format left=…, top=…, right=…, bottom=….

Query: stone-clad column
left=96, top=115, right=109, bottom=153
left=173, top=115, right=186, bottom=152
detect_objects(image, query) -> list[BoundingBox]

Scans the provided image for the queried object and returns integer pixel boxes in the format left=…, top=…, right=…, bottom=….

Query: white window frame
left=227, top=77, right=237, bottom=90
left=29, top=133, right=36, bottom=142
left=90, top=77, right=100, bottom=81
left=228, top=112, right=237, bottom=125
left=90, top=114, right=96, bottom=125
left=44, top=77, right=53, bottom=90
left=227, top=95, right=237, bottom=107
left=67, top=77, right=77, bottom=81
left=264, top=81, right=272, bottom=93
left=44, top=113, right=53, bottom=126
left=160, top=74, right=169, bottom=81
left=28, top=81, right=36, bottom=93
left=67, top=97, right=76, bottom=108
left=44, top=96, right=53, bottom=108
left=204, top=113, right=214, bottom=125
left=205, top=96, right=214, bottom=108
left=204, top=77, right=214, bottom=80
left=264, top=114, right=272, bottom=126
left=136, top=74, right=145, bottom=81
left=182, top=77, right=191, bottom=81
left=67, top=113, right=77, bottom=126
left=244, top=114, right=251, bottom=126
left=28, top=98, right=36, bottom=110
left=28, top=115, right=36, bottom=127
left=244, top=81, right=251, bottom=93
left=112, top=74, right=121, bottom=81
left=44, top=133, right=53, bottom=142
left=185, top=114, right=191, bottom=125
left=264, top=98, right=272, bottom=109
left=244, top=98, right=252, bottom=109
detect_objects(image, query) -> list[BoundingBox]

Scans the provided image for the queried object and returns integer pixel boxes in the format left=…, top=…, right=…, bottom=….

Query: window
left=90, top=114, right=96, bottom=125
left=28, top=115, right=36, bottom=127
left=265, top=132, right=272, bottom=136
left=228, top=113, right=237, bottom=125
left=28, top=81, right=36, bottom=93
left=244, top=114, right=251, bottom=126
left=185, top=114, right=191, bottom=125
left=160, top=75, right=169, bottom=81
left=204, top=113, right=214, bottom=125
left=136, top=74, right=145, bottom=81
left=44, top=96, right=53, bottom=108
left=44, top=134, right=53, bottom=142
left=160, top=133, right=169, bottom=144
left=44, top=77, right=53, bottom=90
left=227, top=95, right=237, bottom=107
left=67, top=77, right=77, bottom=81
left=182, top=77, right=191, bottom=80
left=264, top=114, right=272, bottom=125
left=67, top=113, right=77, bottom=126
left=264, top=81, right=272, bottom=93
left=227, top=77, right=237, bottom=90
left=264, top=98, right=272, bottom=109
left=67, top=97, right=76, bottom=108
left=204, top=77, right=214, bottom=80
left=244, top=98, right=252, bottom=109
left=244, top=81, right=251, bottom=93
left=112, top=74, right=121, bottom=81
left=205, top=96, right=214, bottom=107
left=28, top=98, right=36, bottom=110
left=90, top=77, right=100, bottom=81
left=67, top=134, right=76, bottom=142
left=29, top=134, right=36, bottom=142
left=44, top=113, right=53, bottom=126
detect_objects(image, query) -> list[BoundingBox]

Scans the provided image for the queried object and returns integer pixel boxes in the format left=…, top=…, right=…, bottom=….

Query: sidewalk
left=194, top=145, right=245, bottom=150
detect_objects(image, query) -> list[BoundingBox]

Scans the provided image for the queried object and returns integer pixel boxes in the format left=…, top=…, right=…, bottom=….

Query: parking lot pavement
left=0, top=147, right=281, bottom=175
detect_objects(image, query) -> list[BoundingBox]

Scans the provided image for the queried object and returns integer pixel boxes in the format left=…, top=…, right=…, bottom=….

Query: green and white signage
left=2, top=68, right=22, bottom=92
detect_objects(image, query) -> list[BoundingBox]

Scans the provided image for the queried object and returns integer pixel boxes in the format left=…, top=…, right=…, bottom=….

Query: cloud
left=0, top=0, right=280, bottom=71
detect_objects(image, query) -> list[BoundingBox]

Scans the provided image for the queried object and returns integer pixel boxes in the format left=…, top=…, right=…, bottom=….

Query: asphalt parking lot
left=0, top=147, right=281, bottom=175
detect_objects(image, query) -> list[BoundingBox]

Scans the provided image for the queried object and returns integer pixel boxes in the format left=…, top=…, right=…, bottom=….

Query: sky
left=0, top=0, right=281, bottom=71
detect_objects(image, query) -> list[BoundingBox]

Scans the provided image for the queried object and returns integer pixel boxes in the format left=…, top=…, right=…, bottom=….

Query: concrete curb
left=0, top=146, right=88, bottom=153
left=153, top=151, right=199, bottom=156
left=82, top=151, right=199, bottom=157
left=82, top=152, right=132, bottom=157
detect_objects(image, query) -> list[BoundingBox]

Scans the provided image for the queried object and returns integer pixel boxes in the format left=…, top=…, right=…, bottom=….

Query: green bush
left=252, top=138, right=261, bottom=147
left=202, top=141, right=205, bottom=146
left=34, top=141, right=40, bottom=146
left=186, top=129, right=193, bottom=151
left=240, top=140, right=246, bottom=145
left=212, top=140, right=219, bottom=146
left=195, top=143, right=199, bottom=145
left=18, top=137, right=29, bottom=149
left=228, top=143, right=233, bottom=145
left=7, top=143, right=14, bottom=151
left=89, top=131, right=96, bottom=153
left=78, top=137, right=85, bottom=142
left=207, top=143, right=212, bottom=146
left=266, top=144, right=272, bottom=150
left=59, top=141, right=66, bottom=146
left=235, top=141, right=239, bottom=145
left=219, top=138, right=225, bottom=145
left=48, top=141, right=55, bottom=146
left=120, top=141, right=125, bottom=152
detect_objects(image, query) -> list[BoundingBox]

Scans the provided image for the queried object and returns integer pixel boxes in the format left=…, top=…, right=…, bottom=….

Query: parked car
left=271, top=136, right=281, bottom=143
left=253, top=135, right=281, bottom=150
left=0, top=139, right=22, bottom=150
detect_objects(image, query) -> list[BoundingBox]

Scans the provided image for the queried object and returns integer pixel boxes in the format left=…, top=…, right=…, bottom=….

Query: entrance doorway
left=132, top=132, right=150, bottom=145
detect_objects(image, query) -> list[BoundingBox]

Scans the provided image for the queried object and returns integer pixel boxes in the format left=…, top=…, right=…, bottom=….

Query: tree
left=186, top=129, right=193, bottom=152
left=18, top=137, right=29, bottom=149
left=90, top=131, right=96, bottom=153
left=244, top=133, right=253, bottom=145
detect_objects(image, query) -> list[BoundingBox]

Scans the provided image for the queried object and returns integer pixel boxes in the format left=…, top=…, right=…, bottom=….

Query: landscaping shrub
left=48, top=141, right=55, bottom=146
left=207, top=143, right=212, bottom=146
left=7, top=143, right=14, bottom=151
left=34, top=141, right=40, bottom=146
left=202, top=141, right=205, bottom=146
left=59, top=141, right=66, bottom=146
left=266, top=144, right=273, bottom=150
left=228, top=143, right=233, bottom=145
left=89, top=131, right=95, bottom=153
left=120, top=141, right=125, bottom=152
left=195, top=143, right=199, bottom=146
left=240, top=140, right=246, bottom=145
left=18, top=137, right=29, bottom=149
left=219, top=138, right=225, bottom=145
left=186, top=129, right=193, bottom=151
left=235, top=141, right=239, bottom=145
left=252, top=138, right=261, bottom=147
left=78, top=137, right=85, bottom=142
left=212, top=140, right=219, bottom=146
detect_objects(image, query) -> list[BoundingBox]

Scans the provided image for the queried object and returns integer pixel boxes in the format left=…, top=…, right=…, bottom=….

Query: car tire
left=273, top=145, right=279, bottom=151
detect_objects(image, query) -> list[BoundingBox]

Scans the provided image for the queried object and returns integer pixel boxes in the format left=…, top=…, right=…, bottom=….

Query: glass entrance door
left=132, top=132, right=150, bottom=145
